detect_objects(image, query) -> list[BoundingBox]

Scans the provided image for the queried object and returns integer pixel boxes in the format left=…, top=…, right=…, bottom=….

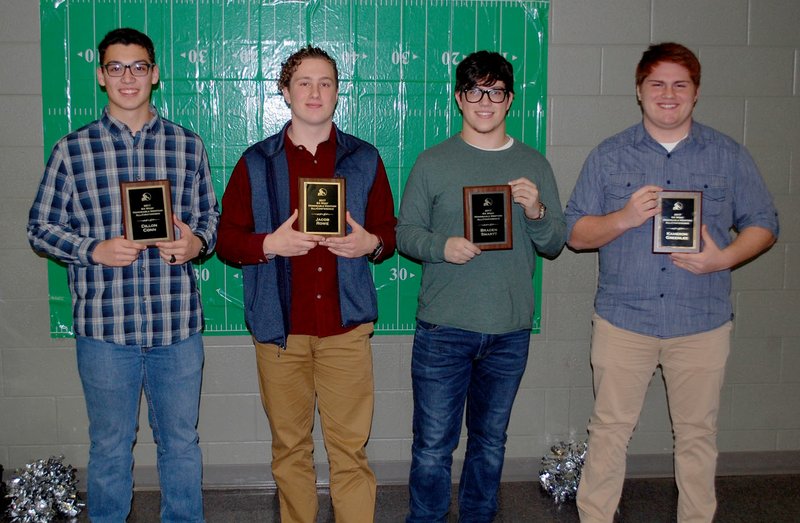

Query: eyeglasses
left=101, top=61, right=155, bottom=77
left=461, top=87, right=509, bottom=104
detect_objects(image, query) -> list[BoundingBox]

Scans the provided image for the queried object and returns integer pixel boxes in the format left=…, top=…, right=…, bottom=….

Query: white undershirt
left=659, top=135, right=688, bottom=153
left=464, top=135, right=514, bottom=151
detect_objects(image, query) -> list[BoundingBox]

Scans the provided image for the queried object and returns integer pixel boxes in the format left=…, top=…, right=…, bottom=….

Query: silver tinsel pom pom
left=5, top=456, right=84, bottom=522
left=539, top=440, right=588, bottom=504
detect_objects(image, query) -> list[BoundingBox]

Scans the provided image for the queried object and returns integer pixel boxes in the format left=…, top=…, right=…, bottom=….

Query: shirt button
left=660, top=293, right=665, bottom=298
left=316, top=294, right=322, bottom=299
left=317, top=266, right=323, bottom=272
left=661, top=267, right=666, bottom=272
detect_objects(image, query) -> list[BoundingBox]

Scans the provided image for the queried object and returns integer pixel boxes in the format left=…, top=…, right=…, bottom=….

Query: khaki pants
left=254, top=323, right=377, bottom=523
left=577, top=314, right=731, bottom=523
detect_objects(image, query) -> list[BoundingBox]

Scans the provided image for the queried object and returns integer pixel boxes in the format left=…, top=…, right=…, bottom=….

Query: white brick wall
left=1, top=0, right=798, bottom=480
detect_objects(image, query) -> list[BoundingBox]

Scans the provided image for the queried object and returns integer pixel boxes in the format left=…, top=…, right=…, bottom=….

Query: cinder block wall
left=1, top=0, right=798, bottom=483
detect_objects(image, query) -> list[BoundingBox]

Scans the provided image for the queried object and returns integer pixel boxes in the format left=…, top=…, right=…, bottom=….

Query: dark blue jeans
left=76, top=333, right=205, bottom=523
left=406, top=320, right=530, bottom=523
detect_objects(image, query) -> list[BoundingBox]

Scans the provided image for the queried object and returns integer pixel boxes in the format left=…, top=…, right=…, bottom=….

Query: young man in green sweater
left=396, top=50, right=566, bottom=522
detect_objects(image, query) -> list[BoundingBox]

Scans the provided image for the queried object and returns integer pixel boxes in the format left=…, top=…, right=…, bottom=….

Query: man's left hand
left=670, top=225, right=726, bottom=274
left=156, top=215, right=202, bottom=265
left=320, top=211, right=378, bottom=258
left=509, top=177, right=541, bottom=220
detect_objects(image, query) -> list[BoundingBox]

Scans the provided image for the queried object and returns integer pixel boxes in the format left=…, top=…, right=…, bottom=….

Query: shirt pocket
left=691, top=174, right=728, bottom=218
left=604, top=172, right=646, bottom=213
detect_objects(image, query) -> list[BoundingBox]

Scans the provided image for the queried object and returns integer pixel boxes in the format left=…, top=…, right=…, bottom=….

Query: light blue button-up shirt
left=565, top=121, right=779, bottom=338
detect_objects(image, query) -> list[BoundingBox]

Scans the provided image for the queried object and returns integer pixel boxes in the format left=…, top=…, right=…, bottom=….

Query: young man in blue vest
left=216, top=45, right=396, bottom=523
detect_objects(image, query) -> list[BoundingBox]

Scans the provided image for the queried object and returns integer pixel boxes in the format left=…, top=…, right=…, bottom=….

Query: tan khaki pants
left=254, top=323, right=377, bottom=523
left=577, top=314, right=731, bottom=523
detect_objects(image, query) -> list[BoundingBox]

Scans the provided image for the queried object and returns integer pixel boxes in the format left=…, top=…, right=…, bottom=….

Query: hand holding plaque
left=121, top=180, right=174, bottom=245
left=463, top=185, right=513, bottom=250
left=653, top=190, right=702, bottom=253
left=298, top=178, right=346, bottom=237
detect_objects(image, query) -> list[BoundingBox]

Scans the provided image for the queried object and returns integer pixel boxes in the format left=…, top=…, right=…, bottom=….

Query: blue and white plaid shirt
left=28, top=106, right=219, bottom=347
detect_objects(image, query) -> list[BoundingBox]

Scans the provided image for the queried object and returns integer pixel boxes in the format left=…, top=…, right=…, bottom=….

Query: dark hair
left=636, top=42, right=701, bottom=88
left=455, top=51, right=514, bottom=94
left=278, top=45, right=339, bottom=91
left=98, top=28, right=156, bottom=64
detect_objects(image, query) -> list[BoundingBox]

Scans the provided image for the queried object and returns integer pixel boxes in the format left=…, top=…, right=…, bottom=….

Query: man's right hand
left=444, top=237, right=481, bottom=264
left=91, top=237, right=147, bottom=266
left=620, top=185, right=663, bottom=229
left=262, top=209, right=325, bottom=258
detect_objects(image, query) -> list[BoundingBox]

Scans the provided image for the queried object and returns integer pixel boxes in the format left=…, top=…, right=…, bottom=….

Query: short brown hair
left=98, top=27, right=156, bottom=64
left=636, top=42, right=701, bottom=88
left=278, top=45, right=339, bottom=91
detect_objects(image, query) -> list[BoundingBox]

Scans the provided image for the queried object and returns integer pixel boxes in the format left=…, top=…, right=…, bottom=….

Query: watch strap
left=195, top=234, right=209, bottom=258
left=368, top=236, right=384, bottom=261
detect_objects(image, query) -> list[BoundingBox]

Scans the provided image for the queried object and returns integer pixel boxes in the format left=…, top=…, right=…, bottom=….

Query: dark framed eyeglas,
left=102, top=61, right=155, bottom=77
left=461, top=87, right=509, bottom=104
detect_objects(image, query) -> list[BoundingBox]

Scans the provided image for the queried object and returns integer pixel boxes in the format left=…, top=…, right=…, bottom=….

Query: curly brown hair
left=278, top=45, right=339, bottom=91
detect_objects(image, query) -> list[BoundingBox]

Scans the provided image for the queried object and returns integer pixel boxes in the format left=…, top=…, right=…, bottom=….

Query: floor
left=37, top=474, right=800, bottom=522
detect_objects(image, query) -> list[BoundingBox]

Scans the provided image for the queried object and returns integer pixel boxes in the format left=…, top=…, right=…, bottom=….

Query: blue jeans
left=406, top=321, right=530, bottom=523
left=76, top=333, right=205, bottom=523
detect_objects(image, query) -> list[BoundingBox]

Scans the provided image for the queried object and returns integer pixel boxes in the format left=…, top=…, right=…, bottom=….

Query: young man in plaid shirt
left=28, top=28, right=218, bottom=522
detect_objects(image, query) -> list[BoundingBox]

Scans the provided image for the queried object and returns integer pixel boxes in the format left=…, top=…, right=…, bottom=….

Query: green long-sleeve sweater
left=397, top=135, right=566, bottom=334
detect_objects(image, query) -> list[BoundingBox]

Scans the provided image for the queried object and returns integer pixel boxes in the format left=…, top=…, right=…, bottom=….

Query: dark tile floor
left=7, top=475, right=799, bottom=521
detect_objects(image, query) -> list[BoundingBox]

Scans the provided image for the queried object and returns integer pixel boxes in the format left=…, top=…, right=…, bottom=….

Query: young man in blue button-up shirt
left=565, top=43, right=778, bottom=523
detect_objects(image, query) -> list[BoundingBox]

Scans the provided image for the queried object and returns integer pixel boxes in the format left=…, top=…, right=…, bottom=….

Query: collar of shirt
left=632, top=121, right=712, bottom=155
left=101, top=104, right=162, bottom=139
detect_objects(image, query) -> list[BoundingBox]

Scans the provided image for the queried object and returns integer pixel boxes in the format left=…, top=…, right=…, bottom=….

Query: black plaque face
left=120, top=180, right=174, bottom=245
left=463, top=185, right=513, bottom=250
left=653, top=190, right=702, bottom=253
left=298, top=178, right=346, bottom=236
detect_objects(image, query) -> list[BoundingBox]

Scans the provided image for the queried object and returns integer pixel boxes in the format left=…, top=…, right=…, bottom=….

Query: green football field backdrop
left=40, top=0, right=549, bottom=337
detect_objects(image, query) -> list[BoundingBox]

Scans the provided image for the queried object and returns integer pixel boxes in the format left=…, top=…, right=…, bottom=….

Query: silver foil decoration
left=5, top=456, right=84, bottom=522
left=539, top=440, right=588, bottom=504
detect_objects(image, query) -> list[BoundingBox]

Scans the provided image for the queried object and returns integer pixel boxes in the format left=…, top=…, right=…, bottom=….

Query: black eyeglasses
left=461, top=87, right=509, bottom=104
left=101, top=61, right=155, bottom=77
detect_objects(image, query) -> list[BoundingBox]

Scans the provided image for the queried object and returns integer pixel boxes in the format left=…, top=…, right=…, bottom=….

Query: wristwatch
left=368, top=236, right=384, bottom=261
left=195, top=234, right=209, bottom=258
left=533, top=202, right=547, bottom=221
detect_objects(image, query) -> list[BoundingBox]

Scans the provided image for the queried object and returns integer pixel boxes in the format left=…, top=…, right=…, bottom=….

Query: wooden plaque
left=653, top=190, right=702, bottom=253
left=298, top=177, right=346, bottom=236
left=463, top=185, right=513, bottom=250
left=120, top=179, right=174, bottom=245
